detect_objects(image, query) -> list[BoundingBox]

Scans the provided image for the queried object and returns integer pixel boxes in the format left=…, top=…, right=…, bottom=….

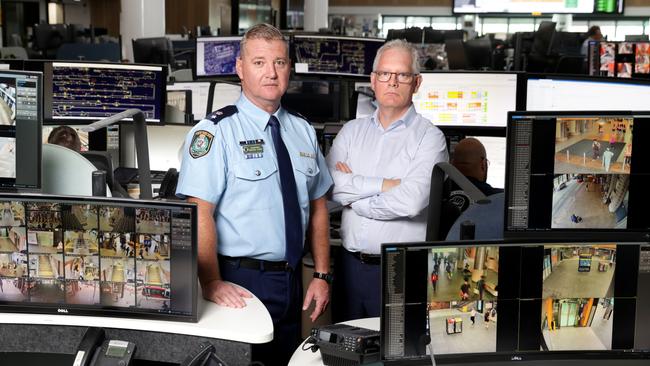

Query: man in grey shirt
left=327, top=39, right=448, bottom=322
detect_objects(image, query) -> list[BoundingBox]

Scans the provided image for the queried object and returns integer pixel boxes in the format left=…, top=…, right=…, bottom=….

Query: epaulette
left=206, top=105, right=238, bottom=124
left=284, top=108, right=311, bottom=123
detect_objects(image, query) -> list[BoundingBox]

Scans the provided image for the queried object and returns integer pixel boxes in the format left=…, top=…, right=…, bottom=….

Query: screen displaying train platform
left=291, top=35, right=384, bottom=77
left=0, top=194, right=197, bottom=322
left=49, top=62, right=166, bottom=124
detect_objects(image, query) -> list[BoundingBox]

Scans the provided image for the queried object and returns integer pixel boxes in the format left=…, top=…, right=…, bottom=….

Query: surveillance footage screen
left=588, top=42, right=650, bottom=79
left=413, top=72, right=519, bottom=128
left=505, top=111, right=650, bottom=240
left=0, top=194, right=197, bottom=322
left=381, top=240, right=645, bottom=364
left=49, top=62, right=166, bottom=123
left=195, top=36, right=241, bottom=78
left=453, top=0, right=623, bottom=14
left=0, top=71, right=41, bottom=190
left=291, top=35, right=384, bottom=77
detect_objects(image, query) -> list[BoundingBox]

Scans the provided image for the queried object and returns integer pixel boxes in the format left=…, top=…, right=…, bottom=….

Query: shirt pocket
left=293, top=158, right=320, bottom=208
left=232, top=159, right=279, bottom=209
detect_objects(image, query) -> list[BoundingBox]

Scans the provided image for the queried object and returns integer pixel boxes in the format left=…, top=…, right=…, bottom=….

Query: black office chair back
left=81, top=151, right=129, bottom=198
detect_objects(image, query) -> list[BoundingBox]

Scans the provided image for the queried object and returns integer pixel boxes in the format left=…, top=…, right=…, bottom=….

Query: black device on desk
left=311, top=324, right=380, bottom=365
left=74, top=327, right=136, bottom=366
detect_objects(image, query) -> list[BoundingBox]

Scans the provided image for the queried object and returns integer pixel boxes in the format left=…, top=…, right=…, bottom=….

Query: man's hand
left=382, top=178, right=401, bottom=192
left=202, top=279, right=252, bottom=308
left=302, top=278, right=330, bottom=322
left=335, top=161, right=353, bottom=174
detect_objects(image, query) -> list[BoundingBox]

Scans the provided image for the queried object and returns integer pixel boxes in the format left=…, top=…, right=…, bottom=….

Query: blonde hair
left=239, top=23, right=286, bottom=58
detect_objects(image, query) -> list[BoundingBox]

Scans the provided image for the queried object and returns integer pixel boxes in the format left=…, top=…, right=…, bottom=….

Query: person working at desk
left=327, top=39, right=448, bottom=322
left=176, top=23, right=333, bottom=365
left=447, top=137, right=503, bottom=212
left=581, top=25, right=603, bottom=58
left=47, top=125, right=81, bottom=152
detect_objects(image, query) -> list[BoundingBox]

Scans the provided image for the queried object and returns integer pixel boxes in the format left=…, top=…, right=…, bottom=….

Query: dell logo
left=57, top=308, right=69, bottom=313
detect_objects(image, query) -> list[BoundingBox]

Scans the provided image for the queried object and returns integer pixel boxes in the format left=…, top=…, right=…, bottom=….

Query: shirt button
left=308, top=168, right=313, bottom=174
left=255, top=170, right=261, bottom=176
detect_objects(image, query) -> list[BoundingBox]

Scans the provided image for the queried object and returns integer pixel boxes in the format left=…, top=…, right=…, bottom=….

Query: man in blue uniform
left=176, top=23, right=333, bottom=365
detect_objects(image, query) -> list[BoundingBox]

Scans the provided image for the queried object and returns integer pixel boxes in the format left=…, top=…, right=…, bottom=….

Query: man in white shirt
left=327, top=39, right=448, bottom=321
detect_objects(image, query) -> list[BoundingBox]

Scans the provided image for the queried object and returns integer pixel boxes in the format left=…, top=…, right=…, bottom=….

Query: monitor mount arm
left=81, top=109, right=153, bottom=199
left=426, top=161, right=491, bottom=241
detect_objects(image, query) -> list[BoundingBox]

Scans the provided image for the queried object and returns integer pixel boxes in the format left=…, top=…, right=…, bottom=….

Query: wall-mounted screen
left=453, top=0, right=623, bottom=14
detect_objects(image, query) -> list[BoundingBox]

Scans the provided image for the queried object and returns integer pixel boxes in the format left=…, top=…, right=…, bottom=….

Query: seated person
left=439, top=138, right=503, bottom=238
left=47, top=126, right=81, bottom=152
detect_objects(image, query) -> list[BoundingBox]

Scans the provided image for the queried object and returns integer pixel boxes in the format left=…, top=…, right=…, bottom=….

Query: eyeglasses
left=373, top=71, right=418, bottom=84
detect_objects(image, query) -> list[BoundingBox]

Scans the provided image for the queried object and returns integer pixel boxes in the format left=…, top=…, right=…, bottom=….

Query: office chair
left=42, top=144, right=111, bottom=197
left=81, top=151, right=129, bottom=198
left=445, top=39, right=469, bottom=70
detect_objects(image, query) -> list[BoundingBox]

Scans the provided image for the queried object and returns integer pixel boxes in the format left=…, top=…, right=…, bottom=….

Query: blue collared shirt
left=326, top=105, right=448, bottom=254
left=176, top=94, right=332, bottom=261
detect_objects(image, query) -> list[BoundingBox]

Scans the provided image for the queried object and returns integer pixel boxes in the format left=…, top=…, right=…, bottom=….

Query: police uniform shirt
left=176, top=94, right=332, bottom=261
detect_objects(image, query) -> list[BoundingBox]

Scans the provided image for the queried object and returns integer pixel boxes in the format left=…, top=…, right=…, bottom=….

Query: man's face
left=236, top=38, right=290, bottom=109
left=370, top=48, right=421, bottom=111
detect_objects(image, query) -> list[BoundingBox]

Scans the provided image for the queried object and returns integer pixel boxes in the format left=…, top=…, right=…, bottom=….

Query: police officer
left=176, top=23, right=332, bottom=365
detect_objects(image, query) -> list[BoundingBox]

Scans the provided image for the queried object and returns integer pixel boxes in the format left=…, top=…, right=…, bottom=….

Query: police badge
left=189, top=130, right=214, bottom=158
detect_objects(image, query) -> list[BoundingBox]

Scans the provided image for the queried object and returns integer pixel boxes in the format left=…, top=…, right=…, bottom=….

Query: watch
left=313, top=271, right=333, bottom=284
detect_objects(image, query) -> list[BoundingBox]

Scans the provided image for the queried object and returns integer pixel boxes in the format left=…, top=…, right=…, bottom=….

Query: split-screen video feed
left=427, top=247, right=499, bottom=354
left=0, top=137, right=16, bottom=179
left=0, top=201, right=175, bottom=310
left=541, top=245, right=615, bottom=351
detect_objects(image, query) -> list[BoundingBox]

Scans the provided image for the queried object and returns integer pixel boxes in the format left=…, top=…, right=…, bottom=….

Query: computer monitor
left=166, top=81, right=212, bottom=122
left=291, top=35, right=385, bottom=77
left=526, top=75, right=650, bottom=111
left=195, top=36, right=241, bottom=78
left=47, top=62, right=166, bottom=124
left=505, top=111, right=650, bottom=241
left=412, top=72, right=523, bottom=129
left=588, top=41, right=650, bottom=78
left=281, top=80, right=341, bottom=123
left=0, top=193, right=197, bottom=322
left=381, top=239, right=646, bottom=363
left=452, top=0, right=623, bottom=14
left=466, top=135, right=506, bottom=189
left=132, top=37, right=174, bottom=67
left=209, top=82, right=241, bottom=114
left=166, top=90, right=192, bottom=115
left=0, top=70, right=42, bottom=191
left=33, top=23, right=70, bottom=55
left=41, top=124, right=120, bottom=163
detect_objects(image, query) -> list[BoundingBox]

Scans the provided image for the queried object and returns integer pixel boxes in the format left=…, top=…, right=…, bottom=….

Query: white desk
left=0, top=283, right=273, bottom=365
left=289, top=317, right=379, bottom=366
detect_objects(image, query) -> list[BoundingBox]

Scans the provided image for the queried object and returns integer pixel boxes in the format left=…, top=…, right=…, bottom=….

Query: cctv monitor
left=0, top=193, right=197, bottom=322
left=132, top=37, right=175, bottom=67
left=195, top=36, right=241, bottom=78
left=166, top=81, right=212, bottom=122
left=588, top=41, right=650, bottom=78
left=413, top=72, right=523, bottom=130
left=452, top=0, right=623, bottom=14
left=0, top=70, right=42, bottom=191
left=291, top=35, right=385, bottom=77
left=381, top=239, right=647, bottom=364
left=526, top=75, right=650, bottom=111
left=46, top=62, right=166, bottom=124
left=505, top=111, right=650, bottom=241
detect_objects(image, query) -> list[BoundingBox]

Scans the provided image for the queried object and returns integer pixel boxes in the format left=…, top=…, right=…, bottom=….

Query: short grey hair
left=239, top=23, right=286, bottom=58
left=372, top=39, right=420, bottom=74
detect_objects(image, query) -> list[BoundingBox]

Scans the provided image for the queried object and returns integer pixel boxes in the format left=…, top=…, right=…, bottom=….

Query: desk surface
left=289, top=317, right=379, bottom=366
left=0, top=283, right=273, bottom=344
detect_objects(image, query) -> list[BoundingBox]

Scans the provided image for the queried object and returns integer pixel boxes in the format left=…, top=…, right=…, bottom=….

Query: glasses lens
left=397, top=73, right=412, bottom=83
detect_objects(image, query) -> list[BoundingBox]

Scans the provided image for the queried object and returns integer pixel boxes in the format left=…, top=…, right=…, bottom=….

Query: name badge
left=299, top=152, right=315, bottom=159
left=240, top=139, right=265, bottom=159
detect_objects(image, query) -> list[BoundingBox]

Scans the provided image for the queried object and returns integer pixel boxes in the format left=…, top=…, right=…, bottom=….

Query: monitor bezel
left=0, top=192, right=198, bottom=323
left=380, top=238, right=648, bottom=364
left=43, top=60, right=167, bottom=126
left=504, top=110, right=650, bottom=242
left=415, top=70, right=526, bottom=130
left=193, top=35, right=242, bottom=81
left=451, top=0, right=625, bottom=15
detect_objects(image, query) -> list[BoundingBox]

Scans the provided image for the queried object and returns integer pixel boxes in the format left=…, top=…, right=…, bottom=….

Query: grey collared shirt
left=326, top=105, right=448, bottom=254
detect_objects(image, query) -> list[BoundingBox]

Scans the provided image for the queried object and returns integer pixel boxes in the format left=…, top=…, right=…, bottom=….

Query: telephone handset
left=74, top=327, right=136, bottom=366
